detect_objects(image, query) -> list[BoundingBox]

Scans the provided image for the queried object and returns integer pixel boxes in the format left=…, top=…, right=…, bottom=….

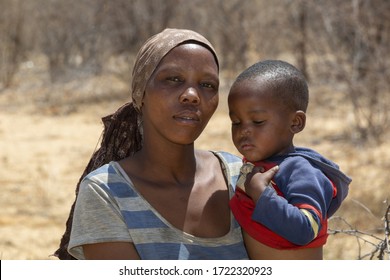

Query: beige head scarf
left=131, top=28, right=219, bottom=111
left=55, top=28, right=219, bottom=260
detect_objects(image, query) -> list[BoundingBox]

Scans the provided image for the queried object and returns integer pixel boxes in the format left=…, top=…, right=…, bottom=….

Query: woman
left=55, top=28, right=251, bottom=260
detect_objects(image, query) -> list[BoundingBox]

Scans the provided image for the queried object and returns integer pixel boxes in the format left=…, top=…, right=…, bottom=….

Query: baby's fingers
left=261, top=165, right=279, bottom=183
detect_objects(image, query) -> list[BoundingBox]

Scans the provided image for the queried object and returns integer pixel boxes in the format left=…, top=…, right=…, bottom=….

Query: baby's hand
left=236, top=162, right=255, bottom=191
left=245, top=166, right=279, bottom=203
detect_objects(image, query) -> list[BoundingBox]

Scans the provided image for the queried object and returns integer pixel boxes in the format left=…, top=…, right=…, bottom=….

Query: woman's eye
left=253, top=120, right=265, bottom=125
left=201, top=82, right=216, bottom=89
left=167, top=77, right=181, bottom=82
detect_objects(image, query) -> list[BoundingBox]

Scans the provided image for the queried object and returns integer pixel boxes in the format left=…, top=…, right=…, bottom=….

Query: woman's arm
left=83, top=242, right=141, bottom=260
left=68, top=176, right=134, bottom=259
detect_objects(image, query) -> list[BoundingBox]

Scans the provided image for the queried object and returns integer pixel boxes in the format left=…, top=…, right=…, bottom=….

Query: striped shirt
left=68, top=151, right=248, bottom=260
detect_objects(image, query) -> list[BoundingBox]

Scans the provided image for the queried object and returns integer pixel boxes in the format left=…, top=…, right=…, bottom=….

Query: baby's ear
left=290, top=111, right=306, bottom=134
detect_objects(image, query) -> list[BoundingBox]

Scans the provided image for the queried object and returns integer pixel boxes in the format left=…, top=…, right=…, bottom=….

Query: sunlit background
left=0, top=0, right=389, bottom=260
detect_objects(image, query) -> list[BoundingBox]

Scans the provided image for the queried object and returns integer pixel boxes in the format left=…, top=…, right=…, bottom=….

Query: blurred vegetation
left=328, top=201, right=389, bottom=260
left=1, top=0, right=389, bottom=143
left=0, top=0, right=389, bottom=260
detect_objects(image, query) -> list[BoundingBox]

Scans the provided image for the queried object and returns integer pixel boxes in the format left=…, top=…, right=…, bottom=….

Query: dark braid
left=54, top=102, right=142, bottom=259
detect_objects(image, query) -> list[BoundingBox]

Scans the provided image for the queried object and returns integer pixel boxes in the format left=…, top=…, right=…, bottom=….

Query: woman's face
left=142, top=43, right=219, bottom=146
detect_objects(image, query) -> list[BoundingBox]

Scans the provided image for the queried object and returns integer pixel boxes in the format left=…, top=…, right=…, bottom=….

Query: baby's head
left=231, top=60, right=308, bottom=112
left=228, top=60, right=309, bottom=162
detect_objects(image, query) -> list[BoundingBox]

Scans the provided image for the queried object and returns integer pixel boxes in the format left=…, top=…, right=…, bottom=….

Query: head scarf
left=132, top=28, right=218, bottom=110
left=54, top=28, right=218, bottom=259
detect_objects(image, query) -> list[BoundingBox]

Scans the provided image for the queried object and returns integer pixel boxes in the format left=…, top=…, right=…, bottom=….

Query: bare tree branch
left=329, top=200, right=390, bottom=260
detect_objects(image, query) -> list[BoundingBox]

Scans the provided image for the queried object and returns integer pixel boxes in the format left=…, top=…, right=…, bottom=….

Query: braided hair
left=54, top=102, right=142, bottom=259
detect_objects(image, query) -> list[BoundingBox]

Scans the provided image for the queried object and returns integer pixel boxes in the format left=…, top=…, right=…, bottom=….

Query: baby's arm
left=249, top=158, right=334, bottom=245
left=240, top=164, right=280, bottom=202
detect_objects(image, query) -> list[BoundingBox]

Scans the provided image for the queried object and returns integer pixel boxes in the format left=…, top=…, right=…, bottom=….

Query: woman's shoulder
left=212, top=150, right=242, bottom=164
left=82, top=162, right=118, bottom=182
left=213, top=150, right=241, bottom=166
left=81, top=162, right=134, bottom=193
left=205, top=150, right=243, bottom=180
left=196, top=150, right=242, bottom=166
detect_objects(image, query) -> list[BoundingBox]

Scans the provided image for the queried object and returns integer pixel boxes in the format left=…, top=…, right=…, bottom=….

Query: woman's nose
left=179, top=87, right=200, bottom=104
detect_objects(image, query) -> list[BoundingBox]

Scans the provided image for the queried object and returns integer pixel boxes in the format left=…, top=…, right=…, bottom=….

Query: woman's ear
left=290, top=111, right=306, bottom=134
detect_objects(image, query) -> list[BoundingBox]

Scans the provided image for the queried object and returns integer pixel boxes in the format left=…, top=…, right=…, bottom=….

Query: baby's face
left=228, top=80, right=296, bottom=162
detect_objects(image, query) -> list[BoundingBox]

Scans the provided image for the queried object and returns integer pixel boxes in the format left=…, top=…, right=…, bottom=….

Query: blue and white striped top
left=68, top=151, right=248, bottom=260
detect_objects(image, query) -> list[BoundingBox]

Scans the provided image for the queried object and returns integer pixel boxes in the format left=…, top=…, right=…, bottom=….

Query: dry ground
left=0, top=64, right=389, bottom=260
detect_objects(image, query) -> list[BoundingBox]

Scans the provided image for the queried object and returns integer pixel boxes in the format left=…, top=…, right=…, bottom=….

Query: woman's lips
left=173, top=111, right=200, bottom=125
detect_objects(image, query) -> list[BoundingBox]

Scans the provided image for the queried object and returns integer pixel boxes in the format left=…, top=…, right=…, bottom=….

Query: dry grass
left=0, top=60, right=389, bottom=260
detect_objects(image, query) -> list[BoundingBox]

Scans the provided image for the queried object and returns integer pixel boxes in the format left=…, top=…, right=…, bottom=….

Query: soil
left=0, top=67, right=388, bottom=260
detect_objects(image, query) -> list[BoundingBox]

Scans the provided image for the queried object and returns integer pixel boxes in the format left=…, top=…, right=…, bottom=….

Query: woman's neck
left=128, top=142, right=199, bottom=185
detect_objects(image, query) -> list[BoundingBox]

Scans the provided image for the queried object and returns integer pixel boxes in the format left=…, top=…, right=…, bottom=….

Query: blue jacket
left=250, top=147, right=351, bottom=246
